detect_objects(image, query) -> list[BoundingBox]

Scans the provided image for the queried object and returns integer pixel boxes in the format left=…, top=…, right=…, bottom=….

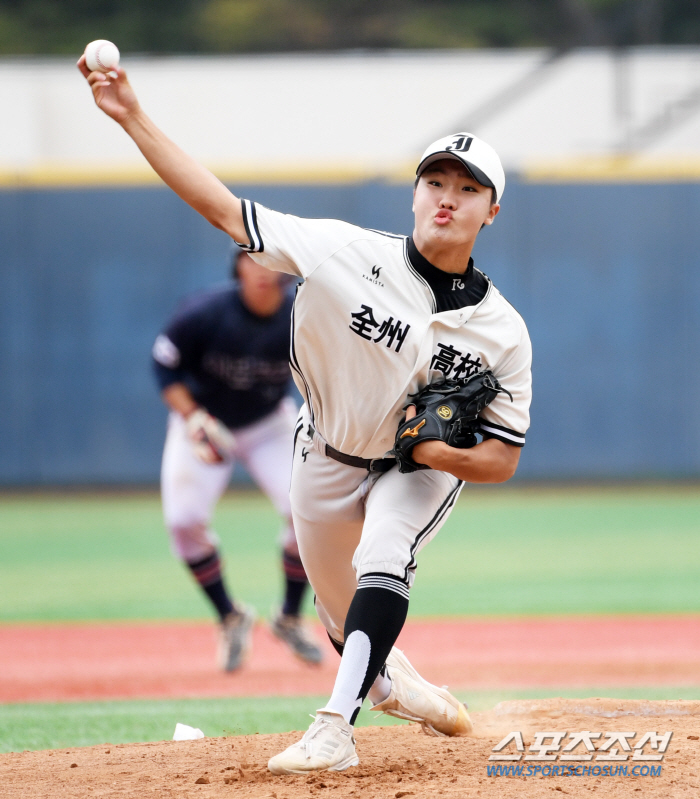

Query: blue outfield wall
left=1, top=177, right=699, bottom=484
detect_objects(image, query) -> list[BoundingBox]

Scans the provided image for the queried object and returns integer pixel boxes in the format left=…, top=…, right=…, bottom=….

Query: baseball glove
left=393, top=370, right=512, bottom=474
left=185, top=408, right=237, bottom=464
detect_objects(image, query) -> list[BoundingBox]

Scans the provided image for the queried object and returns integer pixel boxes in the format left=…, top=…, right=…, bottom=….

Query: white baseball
left=84, top=40, right=120, bottom=72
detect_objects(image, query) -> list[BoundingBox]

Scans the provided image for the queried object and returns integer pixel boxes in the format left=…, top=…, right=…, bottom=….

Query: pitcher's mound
left=493, top=697, right=700, bottom=718
left=1, top=701, right=699, bottom=798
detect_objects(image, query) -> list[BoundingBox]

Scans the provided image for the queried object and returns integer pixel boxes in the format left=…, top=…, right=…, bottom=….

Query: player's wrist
left=411, top=439, right=451, bottom=469
left=120, top=104, right=147, bottom=134
left=419, top=440, right=484, bottom=477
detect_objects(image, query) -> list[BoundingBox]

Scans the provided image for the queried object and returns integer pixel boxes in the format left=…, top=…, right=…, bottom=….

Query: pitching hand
left=77, top=55, right=140, bottom=126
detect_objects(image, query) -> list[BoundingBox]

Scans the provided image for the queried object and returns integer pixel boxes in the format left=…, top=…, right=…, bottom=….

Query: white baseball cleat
left=371, top=647, right=473, bottom=737
left=267, top=710, right=359, bottom=775
left=217, top=604, right=256, bottom=672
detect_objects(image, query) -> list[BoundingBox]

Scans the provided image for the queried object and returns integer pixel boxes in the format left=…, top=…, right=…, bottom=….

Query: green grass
left=0, top=492, right=287, bottom=621
left=412, top=484, right=700, bottom=616
left=3, top=687, right=699, bottom=754
left=0, top=486, right=699, bottom=621
left=0, top=696, right=404, bottom=753
left=2, top=487, right=697, bottom=754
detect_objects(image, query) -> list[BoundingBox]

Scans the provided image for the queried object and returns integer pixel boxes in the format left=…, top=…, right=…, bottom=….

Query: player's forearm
left=121, top=110, right=245, bottom=241
left=161, top=383, right=198, bottom=417
left=413, top=438, right=520, bottom=483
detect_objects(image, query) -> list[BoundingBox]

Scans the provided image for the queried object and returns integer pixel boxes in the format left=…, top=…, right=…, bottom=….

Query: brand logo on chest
left=362, top=264, right=385, bottom=287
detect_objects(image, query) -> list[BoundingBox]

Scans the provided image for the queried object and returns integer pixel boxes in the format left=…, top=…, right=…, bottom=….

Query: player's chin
left=432, top=221, right=480, bottom=247
left=426, top=224, right=460, bottom=245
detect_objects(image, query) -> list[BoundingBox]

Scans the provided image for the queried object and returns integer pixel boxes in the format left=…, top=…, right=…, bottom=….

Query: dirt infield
left=2, top=615, right=700, bottom=703
left=2, top=700, right=699, bottom=798
left=2, top=617, right=700, bottom=796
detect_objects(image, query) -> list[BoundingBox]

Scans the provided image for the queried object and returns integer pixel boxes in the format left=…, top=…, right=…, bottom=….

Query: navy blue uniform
left=153, top=284, right=293, bottom=429
left=154, top=277, right=321, bottom=667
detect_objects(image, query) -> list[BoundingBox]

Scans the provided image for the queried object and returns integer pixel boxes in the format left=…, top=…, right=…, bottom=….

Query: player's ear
left=482, top=203, right=500, bottom=226
left=412, top=174, right=421, bottom=213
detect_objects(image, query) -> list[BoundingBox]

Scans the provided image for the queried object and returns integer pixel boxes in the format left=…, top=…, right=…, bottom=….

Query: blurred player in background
left=152, top=248, right=322, bottom=670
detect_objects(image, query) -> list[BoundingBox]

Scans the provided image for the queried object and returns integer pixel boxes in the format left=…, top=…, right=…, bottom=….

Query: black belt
left=308, top=425, right=396, bottom=473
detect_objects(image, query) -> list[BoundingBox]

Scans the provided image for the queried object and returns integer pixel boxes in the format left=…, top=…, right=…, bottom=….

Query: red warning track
left=1, top=616, right=699, bottom=704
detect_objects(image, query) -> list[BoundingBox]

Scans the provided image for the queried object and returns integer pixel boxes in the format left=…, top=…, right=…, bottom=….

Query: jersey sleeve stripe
left=249, top=201, right=264, bottom=252
left=235, top=199, right=264, bottom=253
left=479, top=420, right=526, bottom=447
left=235, top=200, right=254, bottom=251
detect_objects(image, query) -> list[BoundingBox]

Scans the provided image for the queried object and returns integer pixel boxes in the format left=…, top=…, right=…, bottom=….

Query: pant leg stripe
left=292, top=419, right=303, bottom=454
left=404, top=479, right=463, bottom=581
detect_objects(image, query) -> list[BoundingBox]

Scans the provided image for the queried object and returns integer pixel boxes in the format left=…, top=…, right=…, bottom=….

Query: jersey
left=152, top=283, right=293, bottom=430
left=235, top=201, right=532, bottom=459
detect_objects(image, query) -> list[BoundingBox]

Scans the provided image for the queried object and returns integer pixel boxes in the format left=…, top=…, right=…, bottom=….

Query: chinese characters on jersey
left=348, top=307, right=486, bottom=377
left=430, top=342, right=482, bottom=379
left=349, top=304, right=410, bottom=353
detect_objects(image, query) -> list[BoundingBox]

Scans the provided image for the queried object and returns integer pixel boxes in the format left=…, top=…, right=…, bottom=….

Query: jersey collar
left=407, top=237, right=473, bottom=289
left=406, top=237, right=489, bottom=315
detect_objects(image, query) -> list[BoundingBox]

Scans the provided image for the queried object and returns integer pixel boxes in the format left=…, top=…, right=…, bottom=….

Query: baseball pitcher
left=80, top=57, right=532, bottom=775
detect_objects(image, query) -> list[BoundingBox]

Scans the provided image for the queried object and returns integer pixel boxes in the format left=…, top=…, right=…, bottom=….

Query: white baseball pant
left=161, top=397, right=299, bottom=562
left=290, top=406, right=463, bottom=643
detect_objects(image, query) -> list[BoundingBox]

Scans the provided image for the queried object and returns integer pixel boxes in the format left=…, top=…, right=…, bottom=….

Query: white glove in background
left=185, top=408, right=236, bottom=464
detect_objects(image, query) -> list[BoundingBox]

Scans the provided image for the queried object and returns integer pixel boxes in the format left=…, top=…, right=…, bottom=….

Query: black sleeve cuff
left=478, top=418, right=526, bottom=447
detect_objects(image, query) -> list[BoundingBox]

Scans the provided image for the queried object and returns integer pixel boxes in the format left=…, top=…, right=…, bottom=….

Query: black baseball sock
left=186, top=551, right=234, bottom=622
left=324, top=573, right=409, bottom=725
left=327, top=633, right=344, bottom=657
left=282, top=578, right=307, bottom=616
left=281, top=550, right=308, bottom=616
